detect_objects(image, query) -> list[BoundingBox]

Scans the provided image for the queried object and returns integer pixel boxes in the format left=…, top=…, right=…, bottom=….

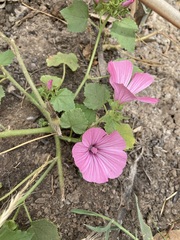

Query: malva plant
left=0, top=0, right=158, bottom=239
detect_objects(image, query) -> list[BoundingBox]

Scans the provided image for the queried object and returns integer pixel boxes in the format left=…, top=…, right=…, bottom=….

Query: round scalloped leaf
left=50, top=88, right=75, bottom=113
left=60, top=108, right=88, bottom=134
left=84, top=83, right=110, bottom=110
left=111, top=18, right=138, bottom=52
left=0, top=50, right=15, bottom=66
left=60, top=0, right=88, bottom=33
left=27, top=219, right=60, bottom=240
left=46, top=52, right=79, bottom=71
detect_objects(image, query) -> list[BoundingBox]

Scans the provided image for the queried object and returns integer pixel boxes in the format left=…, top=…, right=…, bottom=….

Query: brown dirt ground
left=0, top=0, right=180, bottom=239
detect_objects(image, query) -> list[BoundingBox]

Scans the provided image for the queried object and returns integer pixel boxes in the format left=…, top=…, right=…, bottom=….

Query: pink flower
left=72, top=128, right=127, bottom=184
left=47, top=79, right=53, bottom=90
left=108, top=60, right=159, bottom=104
left=122, top=0, right=134, bottom=7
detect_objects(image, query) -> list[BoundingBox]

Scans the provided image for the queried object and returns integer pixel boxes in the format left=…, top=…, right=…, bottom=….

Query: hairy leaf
left=27, top=219, right=60, bottom=240
left=60, top=0, right=88, bottom=33
left=76, top=104, right=96, bottom=125
left=0, top=222, right=33, bottom=240
left=46, top=52, right=79, bottom=71
left=60, top=108, right=88, bottom=134
left=0, top=85, right=5, bottom=103
left=111, top=18, right=138, bottom=52
left=50, top=88, right=75, bottom=112
left=84, top=83, right=110, bottom=110
left=0, top=50, right=15, bottom=66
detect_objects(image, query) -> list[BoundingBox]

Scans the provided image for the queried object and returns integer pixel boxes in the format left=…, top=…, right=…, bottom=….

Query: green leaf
left=50, top=88, right=75, bottom=112
left=85, top=220, right=113, bottom=233
left=0, top=222, right=34, bottom=240
left=71, top=209, right=100, bottom=217
left=115, top=123, right=135, bottom=150
left=135, top=195, right=153, bottom=240
left=133, top=65, right=143, bottom=73
left=111, top=18, right=138, bottom=52
left=76, top=104, right=96, bottom=126
left=46, top=52, right=79, bottom=71
left=84, top=83, right=110, bottom=110
left=60, top=108, right=88, bottom=134
left=104, top=120, right=135, bottom=150
left=40, top=75, right=62, bottom=88
left=0, top=85, right=5, bottom=103
left=60, top=0, right=88, bottom=33
left=27, top=219, right=60, bottom=240
left=0, top=50, right=15, bottom=66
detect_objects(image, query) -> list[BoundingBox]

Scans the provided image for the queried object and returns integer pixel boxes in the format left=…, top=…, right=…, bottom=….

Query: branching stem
left=74, top=15, right=110, bottom=98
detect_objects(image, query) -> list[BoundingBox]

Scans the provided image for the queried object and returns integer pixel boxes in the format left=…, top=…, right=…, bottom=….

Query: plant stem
left=0, top=33, right=60, bottom=135
left=0, top=160, right=53, bottom=202
left=0, top=126, right=52, bottom=138
left=0, top=32, right=46, bottom=109
left=0, top=66, right=52, bottom=124
left=61, top=63, right=66, bottom=84
left=74, top=15, right=110, bottom=98
left=23, top=202, right=32, bottom=222
left=18, top=158, right=57, bottom=205
left=0, top=126, right=80, bottom=143
left=0, top=66, right=41, bottom=110
left=54, top=136, right=65, bottom=201
left=12, top=206, right=21, bottom=221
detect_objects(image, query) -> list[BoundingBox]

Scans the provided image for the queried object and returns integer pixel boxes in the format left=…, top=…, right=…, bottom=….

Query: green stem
left=0, top=32, right=60, bottom=135
left=0, top=126, right=52, bottom=138
left=23, top=202, right=32, bottom=222
left=61, top=63, right=66, bottom=84
left=74, top=15, right=110, bottom=98
left=12, top=206, right=21, bottom=221
left=0, top=127, right=80, bottom=143
left=0, top=66, right=50, bottom=119
left=54, top=136, right=65, bottom=201
left=89, top=75, right=109, bottom=81
left=18, top=158, right=57, bottom=205
left=0, top=160, right=53, bottom=202
left=0, top=32, right=45, bottom=109
left=0, top=66, right=62, bottom=135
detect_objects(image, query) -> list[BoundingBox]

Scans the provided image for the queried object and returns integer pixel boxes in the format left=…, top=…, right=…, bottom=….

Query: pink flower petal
left=114, top=83, right=137, bottom=103
left=108, top=60, right=133, bottom=87
left=82, top=128, right=107, bottom=148
left=97, top=151, right=127, bottom=179
left=97, top=131, right=126, bottom=150
left=127, top=73, right=154, bottom=94
left=82, top=154, right=110, bottom=183
left=72, top=128, right=127, bottom=184
left=136, top=96, right=159, bottom=104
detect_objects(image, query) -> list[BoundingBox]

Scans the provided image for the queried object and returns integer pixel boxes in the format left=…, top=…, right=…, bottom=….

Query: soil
left=0, top=0, right=180, bottom=240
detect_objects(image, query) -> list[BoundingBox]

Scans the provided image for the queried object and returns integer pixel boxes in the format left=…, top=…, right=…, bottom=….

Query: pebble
left=35, top=198, right=46, bottom=204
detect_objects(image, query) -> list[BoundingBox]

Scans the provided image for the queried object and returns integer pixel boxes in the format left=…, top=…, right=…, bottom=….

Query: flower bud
left=122, top=0, right=134, bottom=7
left=47, top=79, right=53, bottom=90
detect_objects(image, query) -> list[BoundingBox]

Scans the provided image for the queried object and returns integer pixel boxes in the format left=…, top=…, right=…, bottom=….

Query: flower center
left=89, top=145, right=98, bottom=154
